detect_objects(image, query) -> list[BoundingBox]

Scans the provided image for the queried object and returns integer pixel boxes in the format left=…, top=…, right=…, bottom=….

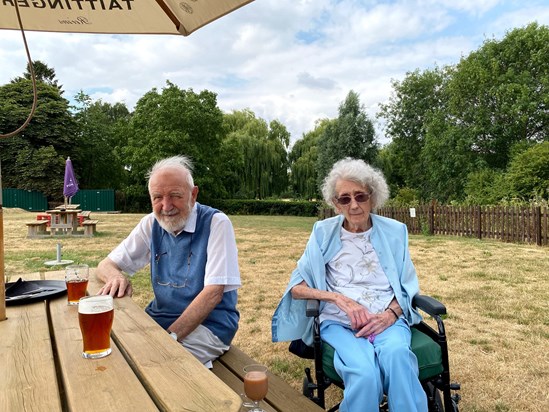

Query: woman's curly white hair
left=321, top=157, right=390, bottom=211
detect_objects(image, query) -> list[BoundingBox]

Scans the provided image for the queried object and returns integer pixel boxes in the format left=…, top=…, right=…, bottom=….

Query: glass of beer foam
left=78, top=295, right=114, bottom=359
left=65, top=264, right=89, bottom=305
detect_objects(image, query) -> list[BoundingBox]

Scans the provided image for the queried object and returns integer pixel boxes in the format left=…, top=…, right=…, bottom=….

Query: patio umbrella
left=0, top=0, right=255, bottom=320
left=0, top=0, right=254, bottom=36
left=63, top=157, right=79, bottom=206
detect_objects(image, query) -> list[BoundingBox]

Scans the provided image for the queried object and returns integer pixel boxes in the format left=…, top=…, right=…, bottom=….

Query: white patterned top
left=319, top=226, right=395, bottom=326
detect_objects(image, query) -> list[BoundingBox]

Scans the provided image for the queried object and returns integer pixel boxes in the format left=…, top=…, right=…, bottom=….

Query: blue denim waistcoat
left=145, top=203, right=239, bottom=345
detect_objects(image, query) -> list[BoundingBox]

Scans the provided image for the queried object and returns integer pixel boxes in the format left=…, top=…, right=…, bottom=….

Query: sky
left=1, top=0, right=549, bottom=147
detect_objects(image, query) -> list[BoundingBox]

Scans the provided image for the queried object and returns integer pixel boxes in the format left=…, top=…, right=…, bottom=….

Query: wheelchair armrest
left=306, top=299, right=320, bottom=317
left=413, top=294, right=447, bottom=317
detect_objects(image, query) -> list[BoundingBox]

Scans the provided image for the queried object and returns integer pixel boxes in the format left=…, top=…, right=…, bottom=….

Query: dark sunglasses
left=335, top=192, right=372, bottom=205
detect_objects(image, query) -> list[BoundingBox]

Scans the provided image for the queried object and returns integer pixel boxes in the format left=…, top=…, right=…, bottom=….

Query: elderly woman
left=272, top=158, right=427, bottom=411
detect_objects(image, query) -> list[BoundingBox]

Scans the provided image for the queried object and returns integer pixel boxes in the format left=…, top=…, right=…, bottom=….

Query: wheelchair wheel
left=424, top=382, right=444, bottom=412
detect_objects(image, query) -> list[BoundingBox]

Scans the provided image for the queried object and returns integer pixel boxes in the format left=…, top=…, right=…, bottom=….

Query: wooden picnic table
left=0, top=270, right=242, bottom=412
left=46, top=209, right=82, bottom=235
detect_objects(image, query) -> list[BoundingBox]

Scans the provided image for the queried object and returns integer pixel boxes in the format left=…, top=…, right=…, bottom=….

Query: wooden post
left=535, top=206, right=542, bottom=246
left=0, top=169, right=5, bottom=321
left=429, top=201, right=435, bottom=235
left=477, top=206, right=482, bottom=239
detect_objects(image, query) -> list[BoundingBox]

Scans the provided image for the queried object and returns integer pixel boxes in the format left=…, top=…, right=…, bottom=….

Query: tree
left=420, top=114, right=479, bottom=202
left=446, top=22, right=549, bottom=170
left=0, top=62, right=76, bottom=200
left=221, top=109, right=289, bottom=199
left=15, top=60, right=63, bottom=92
left=377, top=23, right=549, bottom=203
left=317, top=91, right=378, bottom=186
left=505, top=142, right=549, bottom=200
left=377, top=67, right=449, bottom=191
left=122, top=82, right=225, bottom=201
left=72, top=91, right=130, bottom=190
left=288, top=119, right=329, bottom=199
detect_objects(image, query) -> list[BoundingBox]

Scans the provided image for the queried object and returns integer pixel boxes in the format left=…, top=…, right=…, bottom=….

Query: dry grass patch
left=2, top=209, right=548, bottom=411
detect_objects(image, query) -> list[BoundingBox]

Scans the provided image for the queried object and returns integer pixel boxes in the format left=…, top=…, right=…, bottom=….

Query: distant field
left=2, top=208, right=548, bottom=411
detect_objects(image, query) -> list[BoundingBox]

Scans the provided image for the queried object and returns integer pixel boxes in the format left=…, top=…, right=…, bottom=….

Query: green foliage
left=221, top=110, right=289, bottom=199
left=447, top=22, right=549, bottom=169
left=0, top=63, right=76, bottom=202
left=377, top=23, right=549, bottom=203
left=72, top=91, right=130, bottom=190
left=15, top=146, right=65, bottom=197
left=317, top=91, right=378, bottom=186
left=122, top=82, right=225, bottom=201
left=386, top=187, right=421, bottom=207
left=288, top=120, right=328, bottom=200
left=378, top=67, right=449, bottom=190
left=209, top=199, right=322, bottom=217
left=464, top=168, right=509, bottom=205
left=506, top=142, right=549, bottom=200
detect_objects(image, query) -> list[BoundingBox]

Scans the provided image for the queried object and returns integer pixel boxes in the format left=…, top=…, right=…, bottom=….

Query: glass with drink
left=78, top=295, right=114, bottom=359
left=65, top=263, right=89, bottom=305
left=243, top=364, right=268, bottom=412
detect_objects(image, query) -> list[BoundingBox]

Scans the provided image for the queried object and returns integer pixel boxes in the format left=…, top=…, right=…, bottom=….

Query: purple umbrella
left=63, top=157, right=79, bottom=204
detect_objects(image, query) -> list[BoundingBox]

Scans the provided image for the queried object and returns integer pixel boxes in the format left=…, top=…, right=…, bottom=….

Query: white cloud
left=1, top=0, right=548, bottom=146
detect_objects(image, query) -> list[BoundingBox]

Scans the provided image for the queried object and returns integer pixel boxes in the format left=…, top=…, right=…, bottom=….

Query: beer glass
left=78, top=295, right=114, bottom=359
left=65, top=263, right=89, bottom=305
left=243, top=364, right=268, bottom=412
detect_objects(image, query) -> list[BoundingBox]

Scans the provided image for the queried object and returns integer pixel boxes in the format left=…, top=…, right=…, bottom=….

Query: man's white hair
left=147, top=155, right=194, bottom=191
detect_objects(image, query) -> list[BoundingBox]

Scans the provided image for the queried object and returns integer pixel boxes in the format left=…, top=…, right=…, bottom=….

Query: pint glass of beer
left=65, top=264, right=89, bottom=305
left=78, top=295, right=114, bottom=359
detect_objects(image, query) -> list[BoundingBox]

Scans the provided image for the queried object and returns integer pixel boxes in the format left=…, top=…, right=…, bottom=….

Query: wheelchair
left=290, top=295, right=461, bottom=411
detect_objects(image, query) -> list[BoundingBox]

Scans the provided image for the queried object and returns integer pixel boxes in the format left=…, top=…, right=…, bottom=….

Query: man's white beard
left=156, top=207, right=188, bottom=233
left=155, top=198, right=193, bottom=234
left=158, top=215, right=187, bottom=234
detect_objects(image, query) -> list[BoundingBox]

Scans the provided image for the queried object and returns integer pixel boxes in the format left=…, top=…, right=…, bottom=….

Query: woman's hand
left=335, top=294, right=373, bottom=330
left=354, top=310, right=396, bottom=339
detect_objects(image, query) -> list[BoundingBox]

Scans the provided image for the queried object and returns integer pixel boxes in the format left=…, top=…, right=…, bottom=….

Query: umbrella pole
left=0, top=161, right=6, bottom=321
left=0, top=203, right=4, bottom=322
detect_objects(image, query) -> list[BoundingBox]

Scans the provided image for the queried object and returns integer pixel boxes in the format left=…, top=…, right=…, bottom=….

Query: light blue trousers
left=320, top=320, right=428, bottom=412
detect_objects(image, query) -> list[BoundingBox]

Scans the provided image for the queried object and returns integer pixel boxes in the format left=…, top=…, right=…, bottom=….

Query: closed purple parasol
left=63, top=157, right=79, bottom=200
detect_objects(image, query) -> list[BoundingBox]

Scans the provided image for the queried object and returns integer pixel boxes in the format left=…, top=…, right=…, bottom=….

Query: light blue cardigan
left=271, top=214, right=422, bottom=345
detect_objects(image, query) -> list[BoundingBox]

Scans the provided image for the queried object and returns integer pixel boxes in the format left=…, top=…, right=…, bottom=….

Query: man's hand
left=96, top=257, right=133, bottom=298
left=97, top=274, right=133, bottom=298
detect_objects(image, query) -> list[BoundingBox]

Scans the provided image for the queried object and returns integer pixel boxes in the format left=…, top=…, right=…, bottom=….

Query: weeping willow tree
left=222, top=110, right=289, bottom=199
left=289, top=119, right=332, bottom=199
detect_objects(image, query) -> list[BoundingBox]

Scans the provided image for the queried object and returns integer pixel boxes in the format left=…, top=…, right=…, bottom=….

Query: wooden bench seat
left=213, top=346, right=324, bottom=412
left=82, top=219, right=98, bottom=236
left=26, top=220, right=48, bottom=238
left=79, top=211, right=91, bottom=219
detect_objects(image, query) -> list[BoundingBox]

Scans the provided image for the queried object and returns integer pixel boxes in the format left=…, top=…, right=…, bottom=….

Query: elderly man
left=97, top=155, right=240, bottom=368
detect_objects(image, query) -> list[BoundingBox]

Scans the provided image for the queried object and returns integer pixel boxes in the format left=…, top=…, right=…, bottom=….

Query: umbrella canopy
left=63, top=157, right=79, bottom=200
left=0, top=0, right=254, bottom=36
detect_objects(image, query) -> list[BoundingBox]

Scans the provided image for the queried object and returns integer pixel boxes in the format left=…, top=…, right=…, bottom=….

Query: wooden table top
left=1, top=270, right=242, bottom=412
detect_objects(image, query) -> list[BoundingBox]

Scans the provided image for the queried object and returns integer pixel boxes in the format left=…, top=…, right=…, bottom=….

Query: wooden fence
left=320, top=205, right=548, bottom=246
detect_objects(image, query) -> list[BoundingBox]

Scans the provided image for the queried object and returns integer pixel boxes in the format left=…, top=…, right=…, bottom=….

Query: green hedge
left=116, top=194, right=324, bottom=217
left=209, top=199, right=323, bottom=217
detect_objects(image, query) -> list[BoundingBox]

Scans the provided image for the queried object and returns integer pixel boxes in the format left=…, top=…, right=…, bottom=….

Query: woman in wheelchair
left=272, top=158, right=428, bottom=411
